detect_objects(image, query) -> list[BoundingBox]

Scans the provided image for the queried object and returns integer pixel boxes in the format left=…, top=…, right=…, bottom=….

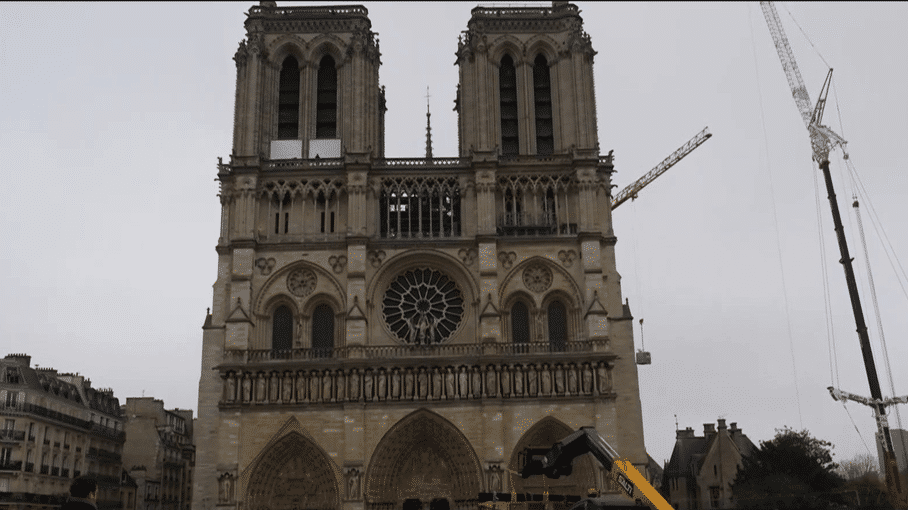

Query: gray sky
left=2, top=2, right=907, bottom=469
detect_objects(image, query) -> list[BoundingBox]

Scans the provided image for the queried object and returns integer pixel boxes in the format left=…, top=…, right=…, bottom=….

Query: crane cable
left=749, top=4, right=803, bottom=429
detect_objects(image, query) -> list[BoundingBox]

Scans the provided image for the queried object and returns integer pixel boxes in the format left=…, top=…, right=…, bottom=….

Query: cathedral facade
left=193, top=3, right=647, bottom=510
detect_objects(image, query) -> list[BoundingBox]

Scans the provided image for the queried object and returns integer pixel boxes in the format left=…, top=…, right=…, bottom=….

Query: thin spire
left=425, top=86, right=433, bottom=159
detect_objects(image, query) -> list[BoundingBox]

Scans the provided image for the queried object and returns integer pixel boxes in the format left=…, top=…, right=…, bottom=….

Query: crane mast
left=760, top=2, right=907, bottom=506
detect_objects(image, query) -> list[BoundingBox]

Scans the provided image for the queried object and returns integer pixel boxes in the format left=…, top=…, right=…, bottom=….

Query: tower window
left=547, top=301, right=567, bottom=352
left=533, top=55, right=553, bottom=155
left=311, top=304, right=334, bottom=358
left=511, top=301, right=530, bottom=352
left=316, top=55, right=337, bottom=139
left=271, top=305, right=293, bottom=353
left=499, top=55, right=519, bottom=156
left=278, top=56, right=300, bottom=140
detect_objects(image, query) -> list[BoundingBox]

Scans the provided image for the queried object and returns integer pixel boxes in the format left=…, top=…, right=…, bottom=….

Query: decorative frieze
left=220, top=360, right=613, bottom=406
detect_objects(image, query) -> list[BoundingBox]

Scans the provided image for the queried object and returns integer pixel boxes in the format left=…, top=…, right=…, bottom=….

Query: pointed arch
left=508, top=417, right=597, bottom=500
left=499, top=53, right=519, bottom=156
left=364, top=409, right=482, bottom=508
left=242, top=418, right=342, bottom=510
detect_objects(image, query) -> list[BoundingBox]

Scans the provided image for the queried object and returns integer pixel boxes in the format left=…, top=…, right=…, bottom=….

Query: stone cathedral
left=193, top=3, right=648, bottom=510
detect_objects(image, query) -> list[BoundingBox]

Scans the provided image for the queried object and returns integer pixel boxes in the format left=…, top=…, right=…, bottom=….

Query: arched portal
left=508, top=417, right=598, bottom=509
left=365, top=409, right=482, bottom=510
left=246, top=431, right=340, bottom=510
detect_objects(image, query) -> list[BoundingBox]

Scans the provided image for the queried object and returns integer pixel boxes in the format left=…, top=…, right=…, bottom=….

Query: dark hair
left=70, top=476, right=98, bottom=498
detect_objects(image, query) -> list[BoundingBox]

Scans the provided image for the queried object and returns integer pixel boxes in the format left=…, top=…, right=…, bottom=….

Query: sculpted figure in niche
left=256, top=373, right=267, bottom=402
left=513, top=365, right=524, bottom=396
left=377, top=369, right=387, bottom=400
left=582, top=363, right=593, bottom=395
left=485, top=365, right=497, bottom=397
left=322, top=369, right=333, bottom=402
left=404, top=368, right=415, bottom=399
left=500, top=365, right=511, bottom=397
left=391, top=368, right=401, bottom=399
left=282, top=372, right=293, bottom=402
left=488, top=467, right=502, bottom=492
left=347, top=469, right=361, bottom=500
left=540, top=365, right=552, bottom=396
left=526, top=365, right=538, bottom=396
left=364, top=369, right=374, bottom=401
left=417, top=367, right=428, bottom=399
left=458, top=366, right=468, bottom=399
left=554, top=365, right=565, bottom=395
left=335, top=369, right=345, bottom=401
left=269, top=372, right=280, bottom=402
left=567, top=364, right=578, bottom=395
left=445, top=367, right=456, bottom=400
left=431, top=367, right=442, bottom=400
left=349, top=369, right=361, bottom=401
left=225, top=373, right=236, bottom=402
left=471, top=366, right=482, bottom=399
left=295, top=371, right=306, bottom=403
left=309, top=370, right=320, bottom=402
left=596, top=363, right=610, bottom=394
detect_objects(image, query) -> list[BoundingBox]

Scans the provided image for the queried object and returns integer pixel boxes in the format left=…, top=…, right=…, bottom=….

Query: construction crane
left=610, top=127, right=712, bottom=210
left=760, top=2, right=908, bottom=507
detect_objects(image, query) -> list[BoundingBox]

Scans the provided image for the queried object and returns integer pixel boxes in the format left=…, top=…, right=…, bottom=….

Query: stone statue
left=417, top=367, right=428, bottom=399
left=596, top=363, right=610, bottom=394
left=219, top=475, right=233, bottom=503
left=282, top=372, right=293, bottom=402
left=256, top=373, right=266, bottom=402
left=500, top=365, right=511, bottom=397
left=458, top=366, right=468, bottom=399
left=391, top=369, right=401, bottom=399
left=445, top=367, right=456, bottom=399
left=347, top=469, right=361, bottom=500
left=377, top=369, right=387, bottom=400
left=567, top=365, right=578, bottom=395
left=541, top=365, right=552, bottom=396
left=349, top=369, right=361, bottom=401
left=513, top=365, right=524, bottom=396
left=471, top=366, right=482, bottom=399
left=335, top=369, right=345, bottom=401
left=323, top=369, right=333, bottom=402
left=554, top=365, right=565, bottom=395
left=364, top=369, right=374, bottom=401
left=582, top=363, right=593, bottom=395
left=225, top=373, right=236, bottom=402
left=526, top=365, right=538, bottom=396
left=431, top=367, right=442, bottom=400
left=488, top=467, right=502, bottom=492
left=296, top=371, right=307, bottom=403
left=269, top=372, right=279, bottom=402
left=404, top=369, right=415, bottom=399
left=309, top=370, right=320, bottom=402
left=485, top=365, right=497, bottom=397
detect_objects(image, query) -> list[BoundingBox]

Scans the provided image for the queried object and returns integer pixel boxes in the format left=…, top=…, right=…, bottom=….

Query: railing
left=97, top=449, right=122, bottom=462
left=224, top=339, right=606, bottom=364
left=248, top=5, right=369, bottom=17
left=372, top=157, right=469, bottom=169
left=0, top=429, right=25, bottom=441
left=0, top=460, right=23, bottom=471
left=262, top=158, right=344, bottom=171
left=3, top=401, right=93, bottom=430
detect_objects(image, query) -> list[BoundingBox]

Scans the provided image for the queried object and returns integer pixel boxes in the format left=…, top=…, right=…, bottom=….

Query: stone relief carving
left=345, top=467, right=362, bottom=501
left=328, top=255, right=347, bottom=274
left=487, top=464, right=503, bottom=492
left=558, top=250, right=577, bottom=268
left=368, top=250, right=386, bottom=268
left=255, top=257, right=276, bottom=275
left=458, top=248, right=477, bottom=266
left=522, top=264, right=553, bottom=293
left=286, top=268, right=317, bottom=297
left=498, top=251, right=517, bottom=269
left=218, top=473, right=235, bottom=504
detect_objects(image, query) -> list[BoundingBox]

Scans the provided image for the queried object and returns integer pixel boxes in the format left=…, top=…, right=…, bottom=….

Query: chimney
left=704, top=423, right=716, bottom=436
left=729, top=422, right=739, bottom=436
left=4, top=353, right=31, bottom=366
left=677, top=427, right=695, bottom=439
left=717, top=419, right=727, bottom=431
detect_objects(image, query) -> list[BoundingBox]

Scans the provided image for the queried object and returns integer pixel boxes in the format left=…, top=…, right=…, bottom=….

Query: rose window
left=382, top=268, right=464, bottom=345
left=522, top=264, right=553, bottom=293
left=287, top=268, right=317, bottom=297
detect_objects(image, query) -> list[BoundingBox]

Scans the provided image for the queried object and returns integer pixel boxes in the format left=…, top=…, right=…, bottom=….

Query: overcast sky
left=2, top=2, right=907, bottom=469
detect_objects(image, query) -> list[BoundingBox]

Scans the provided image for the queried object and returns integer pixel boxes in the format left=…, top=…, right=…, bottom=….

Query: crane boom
left=760, top=1, right=813, bottom=126
left=611, top=127, right=712, bottom=210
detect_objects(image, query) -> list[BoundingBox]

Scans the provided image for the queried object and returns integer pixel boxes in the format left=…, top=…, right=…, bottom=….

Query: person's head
left=70, top=476, right=98, bottom=501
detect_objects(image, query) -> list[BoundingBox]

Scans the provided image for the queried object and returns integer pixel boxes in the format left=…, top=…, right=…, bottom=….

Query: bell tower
left=455, top=2, right=598, bottom=157
left=232, top=3, right=384, bottom=164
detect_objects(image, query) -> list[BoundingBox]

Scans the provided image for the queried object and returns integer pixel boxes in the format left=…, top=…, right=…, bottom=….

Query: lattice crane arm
left=611, top=127, right=712, bottom=210
left=760, top=1, right=813, bottom=127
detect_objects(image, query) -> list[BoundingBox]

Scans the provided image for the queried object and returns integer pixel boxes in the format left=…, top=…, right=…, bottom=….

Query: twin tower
left=195, top=4, right=648, bottom=510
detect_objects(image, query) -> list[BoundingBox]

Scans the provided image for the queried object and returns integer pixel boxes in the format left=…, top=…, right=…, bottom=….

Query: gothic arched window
left=311, top=304, right=334, bottom=358
left=499, top=55, right=519, bottom=156
left=547, top=300, right=567, bottom=352
left=511, top=301, right=530, bottom=353
left=533, top=54, right=553, bottom=155
left=278, top=56, right=300, bottom=140
left=272, top=305, right=293, bottom=353
left=316, top=55, right=337, bottom=139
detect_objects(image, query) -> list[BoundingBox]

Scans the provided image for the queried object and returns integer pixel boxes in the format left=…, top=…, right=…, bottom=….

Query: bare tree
left=836, top=453, right=880, bottom=481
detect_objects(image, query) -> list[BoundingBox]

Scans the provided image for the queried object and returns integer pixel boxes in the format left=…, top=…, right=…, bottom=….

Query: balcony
left=497, top=211, right=576, bottom=237
left=25, top=462, right=34, bottom=472
left=0, top=460, right=23, bottom=471
left=40, top=465, right=49, bottom=475
left=0, top=429, right=25, bottom=442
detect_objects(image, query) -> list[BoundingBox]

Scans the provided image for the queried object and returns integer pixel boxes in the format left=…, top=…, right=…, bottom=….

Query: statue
left=540, top=365, right=552, bottom=396
left=445, top=367, right=456, bottom=400
left=309, top=370, right=320, bottom=402
left=485, top=365, right=497, bottom=397
left=431, top=367, right=442, bottom=400
left=364, top=369, right=374, bottom=400
left=256, top=373, right=266, bottom=402
left=471, top=366, right=482, bottom=399
left=335, top=369, right=345, bottom=401
left=404, top=368, right=415, bottom=399
left=567, top=365, right=578, bottom=395
left=500, top=365, right=511, bottom=397
left=296, top=371, right=307, bottom=403
left=513, top=365, right=524, bottom=397
left=225, top=373, right=236, bottom=402
left=377, top=369, right=387, bottom=400
left=488, top=467, right=502, bottom=492
left=458, top=366, right=468, bottom=399
left=347, top=469, right=361, bottom=500
left=582, top=363, right=593, bottom=395
left=322, top=369, right=333, bottom=402
left=526, top=365, right=538, bottom=396
left=391, top=368, right=401, bottom=399
left=417, top=367, right=428, bottom=399
left=596, top=363, right=610, bottom=394
left=269, top=372, right=279, bottom=402
left=349, top=369, right=361, bottom=401
left=282, top=372, right=293, bottom=402
left=554, top=365, right=565, bottom=395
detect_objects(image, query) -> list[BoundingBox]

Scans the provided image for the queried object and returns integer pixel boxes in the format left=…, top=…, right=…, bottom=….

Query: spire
left=425, top=86, right=433, bottom=159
